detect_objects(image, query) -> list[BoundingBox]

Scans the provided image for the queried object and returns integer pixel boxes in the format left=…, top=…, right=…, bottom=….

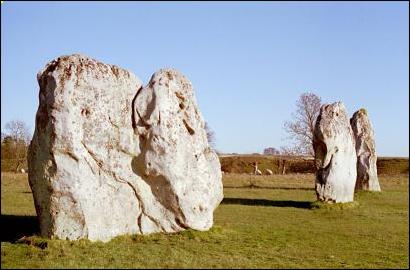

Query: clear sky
left=1, top=1, right=409, bottom=156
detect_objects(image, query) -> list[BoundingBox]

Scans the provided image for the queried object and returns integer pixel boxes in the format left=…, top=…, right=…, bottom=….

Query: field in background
left=2, top=155, right=408, bottom=175
left=1, top=172, right=408, bottom=268
left=220, top=155, right=409, bottom=175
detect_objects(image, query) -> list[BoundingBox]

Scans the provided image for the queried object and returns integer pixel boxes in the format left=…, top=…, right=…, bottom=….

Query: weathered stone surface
left=313, top=102, right=357, bottom=203
left=132, top=69, right=223, bottom=231
left=350, top=109, right=380, bottom=191
left=28, top=54, right=223, bottom=242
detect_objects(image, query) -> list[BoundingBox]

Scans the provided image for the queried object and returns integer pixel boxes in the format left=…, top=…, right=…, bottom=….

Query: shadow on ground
left=221, top=198, right=313, bottom=209
left=0, top=200, right=312, bottom=243
left=224, top=186, right=314, bottom=191
left=1, top=215, right=39, bottom=242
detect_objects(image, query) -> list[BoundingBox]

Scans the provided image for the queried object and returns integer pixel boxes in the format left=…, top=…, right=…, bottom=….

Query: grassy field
left=1, top=172, right=408, bottom=268
left=220, top=155, right=409, bottom=175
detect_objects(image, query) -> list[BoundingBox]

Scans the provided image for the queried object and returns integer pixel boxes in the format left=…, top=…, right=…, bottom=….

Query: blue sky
left=1, top=1, right=409, bottom=156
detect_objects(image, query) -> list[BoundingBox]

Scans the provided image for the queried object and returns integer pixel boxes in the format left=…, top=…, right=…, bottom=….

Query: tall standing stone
left=350, top=109, right=381, bottom=191
left=132, top=68, right=223, bottom=231
left=28, top=54, right=223, bottom=242
left=313, top=102, right=357, bottom=203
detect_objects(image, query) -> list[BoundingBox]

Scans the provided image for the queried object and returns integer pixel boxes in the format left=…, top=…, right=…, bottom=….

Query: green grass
left=1, top=172, right=409, bottom=268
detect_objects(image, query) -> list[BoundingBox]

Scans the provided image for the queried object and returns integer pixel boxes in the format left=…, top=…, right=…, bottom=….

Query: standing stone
left=313, top=102, right=357, bottom=203
left=132, top=68, right=223, bottom=231
left=28, top=54, right=223, bottom=242
left=350, top=109, right=381, bottom=191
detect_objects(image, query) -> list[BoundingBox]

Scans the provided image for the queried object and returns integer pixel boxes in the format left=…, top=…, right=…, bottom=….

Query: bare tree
left=283, top=92, right=322, bottom=157
left=4, top=120, right=31, bottom=171
left=5, top=120, right=30, bottom=144
left=205, top=122, right=216, bottom=149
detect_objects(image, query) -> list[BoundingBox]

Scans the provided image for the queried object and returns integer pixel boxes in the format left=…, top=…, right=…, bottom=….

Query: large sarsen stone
left=313, top=102, right=357, bottom=203
left=28, top=54, right=223, bottom=242
left=350, top=109, right=380, bottom=191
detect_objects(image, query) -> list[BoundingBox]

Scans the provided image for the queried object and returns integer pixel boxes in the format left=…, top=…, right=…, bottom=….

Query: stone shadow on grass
left=224, top=186, right=314, bottom=191
left=0, top=215, right=39, bottom=242
left=221, top=198, right=312, bottom=209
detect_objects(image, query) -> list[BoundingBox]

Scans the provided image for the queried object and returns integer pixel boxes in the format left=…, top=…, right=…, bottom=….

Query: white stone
left=313, top=102, right=357, bottom=203
left=350, top=109, right=380, bottom=191
left=20, top=168, right=25, bottom=173
left=28, top=54, right=223, bottom=242
left=132, top=68, right=223, bottom=232
left=265, top=169, right=273, bottom=175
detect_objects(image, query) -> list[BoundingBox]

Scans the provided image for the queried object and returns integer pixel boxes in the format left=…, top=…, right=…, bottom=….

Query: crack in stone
left=133, top=172, right=186, bottom=232
left=56, top=149, right=79, bottom=162
left=83, top=157, right=96, bottom=174
left=115, top=174, right=167, bottom=233
left=80, top=140, right=166, bottom=233
left=108, top=116, right=120, bottom=129
left=183, top=119, right=195, bottom=135
left=81, top=141, right=103, bottom=169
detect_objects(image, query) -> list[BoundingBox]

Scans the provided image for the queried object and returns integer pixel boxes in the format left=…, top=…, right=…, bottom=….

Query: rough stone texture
left=350, top=109, right=381, bottom=191
left=28, top=54, right=223, bottom=242
left=132, top=69, right=223, bottom=232
left=313, top=102, right=357, bottom=203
